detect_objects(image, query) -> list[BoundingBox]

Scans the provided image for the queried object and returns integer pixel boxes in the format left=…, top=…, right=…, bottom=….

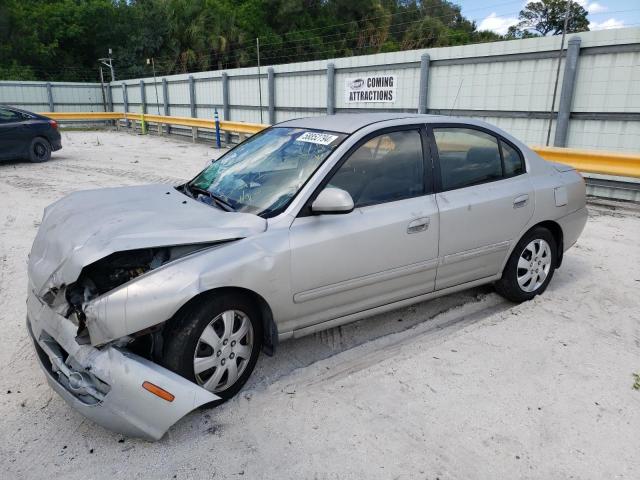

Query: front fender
left=84, top=236, right=287, bottom=345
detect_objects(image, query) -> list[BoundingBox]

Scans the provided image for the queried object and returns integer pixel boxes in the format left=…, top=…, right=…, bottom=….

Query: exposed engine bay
left=62, top=244, right=216, bottom=345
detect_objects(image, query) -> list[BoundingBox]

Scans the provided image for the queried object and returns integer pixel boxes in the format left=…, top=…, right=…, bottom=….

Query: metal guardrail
left=42, top=112, right=124, bottom=120
left=125, top=113, right=266, bottom=135
left=582, top=175, right=640, bottom=203
left=39, top=111, right=265, bottom=135
left=40, top=112, right=640, bottom=180
left=532, top=146, right=640, bottom=179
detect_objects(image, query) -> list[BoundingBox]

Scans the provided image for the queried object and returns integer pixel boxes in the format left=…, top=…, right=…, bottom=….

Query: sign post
left=140, top=113, right=147, bottom=135
left=214, top=108, right=221, bottom=149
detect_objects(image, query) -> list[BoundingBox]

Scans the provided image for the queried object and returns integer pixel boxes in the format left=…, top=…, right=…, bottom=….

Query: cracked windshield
left=189, top=127, right=346, bottom=216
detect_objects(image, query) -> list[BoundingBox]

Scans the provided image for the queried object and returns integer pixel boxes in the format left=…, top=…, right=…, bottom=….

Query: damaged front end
left=27, top=244, right=222, bottom=440
left=27, top=295, right=218, bottom=440
left=62, top=244, right=213, bottom=346
left=26, top=184, right=268, bottom=440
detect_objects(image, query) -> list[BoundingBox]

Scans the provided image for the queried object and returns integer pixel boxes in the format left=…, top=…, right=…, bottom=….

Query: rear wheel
left=161, top=292, right=262, bottom=404
left=29, top=137, right=51, bottom=163
left=495, top=227, right=557, bottom=303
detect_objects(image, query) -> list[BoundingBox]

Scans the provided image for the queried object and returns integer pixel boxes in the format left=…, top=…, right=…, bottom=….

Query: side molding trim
left=293, top=258, right=439, bottom=304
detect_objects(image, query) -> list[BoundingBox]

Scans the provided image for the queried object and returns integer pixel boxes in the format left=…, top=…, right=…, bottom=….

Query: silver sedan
left=26, top=114, right=587, bottom=440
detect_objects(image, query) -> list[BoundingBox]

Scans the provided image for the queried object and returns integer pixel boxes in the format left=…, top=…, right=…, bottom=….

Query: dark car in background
left=0, top=106, right=62, bottom=163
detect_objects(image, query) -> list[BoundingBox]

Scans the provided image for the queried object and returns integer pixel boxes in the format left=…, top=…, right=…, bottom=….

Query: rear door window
left=433, top=128, right=503, bottom=191
left=0, top=108, right=23, bottom=123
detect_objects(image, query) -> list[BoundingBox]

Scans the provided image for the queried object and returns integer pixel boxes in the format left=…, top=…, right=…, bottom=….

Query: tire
left=28, top=137, right=52, bottom=163
left=161, top=292, right=262, bottom=405
left=495, top=226, right=557, bottom=303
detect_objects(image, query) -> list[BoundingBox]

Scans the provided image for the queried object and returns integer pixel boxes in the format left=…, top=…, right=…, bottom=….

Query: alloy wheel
left=193, top=309, right=254, bottom=393
left=517, top=239, right=552, bottom=293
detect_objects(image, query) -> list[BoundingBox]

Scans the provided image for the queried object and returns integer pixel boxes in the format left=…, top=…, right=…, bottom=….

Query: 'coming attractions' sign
left=344, top=75, right=397, bottom=103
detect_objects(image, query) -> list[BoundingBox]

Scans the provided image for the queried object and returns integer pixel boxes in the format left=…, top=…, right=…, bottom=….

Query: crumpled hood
left=28, top=184, right=267, bottom=293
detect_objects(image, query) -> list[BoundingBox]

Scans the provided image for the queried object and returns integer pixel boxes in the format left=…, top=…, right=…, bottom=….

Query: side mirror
left=311, top=187, right=354, bottom=214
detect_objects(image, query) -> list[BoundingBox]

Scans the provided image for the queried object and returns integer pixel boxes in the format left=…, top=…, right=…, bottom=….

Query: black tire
left=161, top=292, right=262, bottom=405
left=28, top=137, right=52, bottom=163
left=495, top=226, right=557, bottom=303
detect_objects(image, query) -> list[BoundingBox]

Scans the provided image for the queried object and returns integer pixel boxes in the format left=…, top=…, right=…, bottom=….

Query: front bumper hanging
left=26, top=291, right=219, bottom=441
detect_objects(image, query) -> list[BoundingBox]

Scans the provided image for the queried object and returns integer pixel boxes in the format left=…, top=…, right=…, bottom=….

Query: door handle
left=407, top=217, right=430, bottom=234
left=513, top=194, right=529, bottom=208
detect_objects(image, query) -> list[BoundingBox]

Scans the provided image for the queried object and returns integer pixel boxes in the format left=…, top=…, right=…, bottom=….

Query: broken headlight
left=65, top=244, right=216, bottom=335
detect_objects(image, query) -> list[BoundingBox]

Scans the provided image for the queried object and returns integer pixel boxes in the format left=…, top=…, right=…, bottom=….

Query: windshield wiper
left=209, top=193, right=235, bottom=212
left=188, top=185, right=235, bottom=212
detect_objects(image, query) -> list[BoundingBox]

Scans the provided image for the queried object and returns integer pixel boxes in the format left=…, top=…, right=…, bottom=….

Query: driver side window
left=329, top=129, right=425, bottom=208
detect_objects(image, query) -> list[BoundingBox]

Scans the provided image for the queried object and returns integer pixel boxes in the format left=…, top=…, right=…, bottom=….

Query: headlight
left=65, top=244, right=220, bottom=329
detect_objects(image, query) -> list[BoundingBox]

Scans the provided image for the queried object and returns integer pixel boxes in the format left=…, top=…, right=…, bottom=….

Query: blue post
left=214, top=108, right=221, bottom=149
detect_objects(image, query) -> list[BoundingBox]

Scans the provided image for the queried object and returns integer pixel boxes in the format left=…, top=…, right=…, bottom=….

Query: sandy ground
left=0, top=131, right=639, bottom=480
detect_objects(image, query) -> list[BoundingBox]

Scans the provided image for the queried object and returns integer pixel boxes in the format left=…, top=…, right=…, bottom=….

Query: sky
left=454, top=0, right=640, bottom=35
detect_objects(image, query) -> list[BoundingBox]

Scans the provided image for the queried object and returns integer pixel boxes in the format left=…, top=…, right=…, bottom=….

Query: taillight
left=49, top=120, right=58, bottom=129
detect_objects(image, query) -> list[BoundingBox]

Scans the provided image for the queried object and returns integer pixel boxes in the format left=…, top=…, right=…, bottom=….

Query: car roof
left=274, top=113, right=534, bottom=159
left=0, top=105, right=45, bottom=119
left=275, top=113, right=499, bottom=134
left=1, top=105, right=27, bottom=113
left=275, top=113, right=426, bottom=134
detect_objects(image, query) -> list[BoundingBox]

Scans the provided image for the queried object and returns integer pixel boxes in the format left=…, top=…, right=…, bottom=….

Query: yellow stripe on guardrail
left=532, top=146, right=640, bottom=179
left=41, top=112, right=124, bottom=120
left=126, top=113, right=266, bottom=134
left=40, top=112, right=266, bottom=135
left=39, top=112, right=640, bottom=178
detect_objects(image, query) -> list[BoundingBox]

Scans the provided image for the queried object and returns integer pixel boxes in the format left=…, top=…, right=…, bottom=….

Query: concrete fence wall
left=2, top=27, right=639, bottom=152
left=0, top=80, right=106, bottom=113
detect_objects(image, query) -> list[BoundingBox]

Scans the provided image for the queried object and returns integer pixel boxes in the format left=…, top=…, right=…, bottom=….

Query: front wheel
left=495, top=227, right=557, bottom=303
left=161, top=292, right=262, bottom=404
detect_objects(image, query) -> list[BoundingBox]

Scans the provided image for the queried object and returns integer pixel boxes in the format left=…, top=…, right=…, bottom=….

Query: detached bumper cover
left=27, top=291, right=219, bottom=441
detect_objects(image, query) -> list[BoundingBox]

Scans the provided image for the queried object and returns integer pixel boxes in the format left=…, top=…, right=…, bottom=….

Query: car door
left=0, top=107, right=28, bottom=160
left=429, top=124, right=534, bottom=290
left=287, top=126, right=440, bottom=332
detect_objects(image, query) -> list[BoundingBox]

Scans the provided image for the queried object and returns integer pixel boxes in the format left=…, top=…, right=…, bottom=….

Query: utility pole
left=256, top=37, right=264, bottom=124
left=546, top=0, right=571, bottom=146
left=98, top=66, right=107, bottom=112
left=98, top=48, right=116, bottom=82
left=147, top=57, right=161, bottom=115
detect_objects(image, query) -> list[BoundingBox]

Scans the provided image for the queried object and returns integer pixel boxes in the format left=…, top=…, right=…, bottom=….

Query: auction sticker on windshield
left=295, top=132, right=339, bottom=145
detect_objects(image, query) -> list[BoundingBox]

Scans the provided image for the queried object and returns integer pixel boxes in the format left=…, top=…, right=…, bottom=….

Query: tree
left=507, top=0, right=589, bottom=38
left=0, top=0, right=507, bottom=82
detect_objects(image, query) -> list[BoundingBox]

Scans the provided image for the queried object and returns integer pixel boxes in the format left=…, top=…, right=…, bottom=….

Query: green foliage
left=507, top=0, right=590, bottom=38
left=0, top=0, right=503, bottom=82
left=0, top=62, right=36, bottom=81
left=633, top=372, right=640, bottom=391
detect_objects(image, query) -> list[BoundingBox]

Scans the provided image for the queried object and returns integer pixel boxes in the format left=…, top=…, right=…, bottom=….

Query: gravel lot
left=1, top=131, right=639, bottom=480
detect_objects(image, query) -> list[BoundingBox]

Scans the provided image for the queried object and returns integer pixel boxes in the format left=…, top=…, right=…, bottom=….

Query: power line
left=8, top=2, right=640, bottom=82
left=111, top=3, right=639, bottom=77
left=110, top=1, right=528, bottom=75
left=114, top=6, right=527, bottom=77
left=260, top=0, right=525, bottom=38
